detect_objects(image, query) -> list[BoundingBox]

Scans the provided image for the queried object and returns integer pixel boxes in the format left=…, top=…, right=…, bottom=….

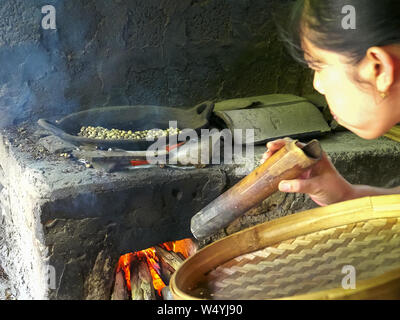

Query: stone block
left=37, top=135, right=77, bottom=154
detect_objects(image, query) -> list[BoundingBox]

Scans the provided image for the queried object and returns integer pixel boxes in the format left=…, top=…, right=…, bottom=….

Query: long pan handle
left=37, top=119, right=71, bottom=139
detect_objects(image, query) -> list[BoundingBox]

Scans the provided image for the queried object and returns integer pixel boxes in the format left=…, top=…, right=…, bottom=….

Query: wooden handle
left=191, top=139, right=323, bottom=240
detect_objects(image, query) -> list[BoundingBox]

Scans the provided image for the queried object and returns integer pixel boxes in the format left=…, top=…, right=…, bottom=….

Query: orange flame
left=142, top=248, right=165, bottom=295
left=162, top=239, right=192, bottom=259
left=116, top=239, right=193, bottom=297
left=172, top=239, right=193, bottom=259
left=116, top=253, right=135, bottom=291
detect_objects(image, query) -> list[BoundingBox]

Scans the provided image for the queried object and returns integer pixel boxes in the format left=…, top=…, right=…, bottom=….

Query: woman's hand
left=261, top=138, right=355, bottom=206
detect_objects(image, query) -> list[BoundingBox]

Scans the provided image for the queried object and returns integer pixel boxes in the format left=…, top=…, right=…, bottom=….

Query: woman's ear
left=363, top=46, right=395, bottom=93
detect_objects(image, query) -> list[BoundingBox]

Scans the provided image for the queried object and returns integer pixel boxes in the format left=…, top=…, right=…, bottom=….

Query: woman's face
left=303, top=38, right=400, bottom=139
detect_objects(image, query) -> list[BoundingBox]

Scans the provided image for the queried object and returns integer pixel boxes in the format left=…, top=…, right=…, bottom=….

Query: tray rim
left=171, top=194, right=400, bottom=300
left=37, top=101, right=215, bottom=150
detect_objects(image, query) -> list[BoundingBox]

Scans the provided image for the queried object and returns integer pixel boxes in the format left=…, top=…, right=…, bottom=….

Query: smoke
left=0, top=2, right=78, bottom=127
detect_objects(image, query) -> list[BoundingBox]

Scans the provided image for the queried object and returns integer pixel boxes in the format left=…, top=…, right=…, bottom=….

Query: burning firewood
left=155, top=245, right=185, bottom=273
left=130, top=257, right=156, bottom=300
left=164, top=238, right=198, bottom=259
left=158, top=257, right=175, bottom=285
left=113, top=239, right=197, bottom=300
left=111, top=270, right=129, bottom=300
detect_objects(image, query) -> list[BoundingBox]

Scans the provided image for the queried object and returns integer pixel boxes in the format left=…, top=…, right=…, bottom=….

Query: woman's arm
left=345, top=184, right=400, bottom=201
left=263, top=138, right=400, bottom=206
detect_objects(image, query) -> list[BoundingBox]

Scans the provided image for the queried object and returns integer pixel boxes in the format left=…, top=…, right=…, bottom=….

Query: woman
left=262, top=0, right=400, bottom=206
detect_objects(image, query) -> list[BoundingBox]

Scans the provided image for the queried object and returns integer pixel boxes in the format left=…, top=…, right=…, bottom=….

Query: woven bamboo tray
left=170, top=195, right=400, bottom=300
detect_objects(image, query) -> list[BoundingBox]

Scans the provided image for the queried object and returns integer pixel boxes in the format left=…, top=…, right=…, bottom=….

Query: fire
left=162, top=239, right=193, bottom=259
left=140, top=248, right=165, bottom=295
left=116, top=253, right=134, bottom=291
left=129, top=142, right=186, bottom=167
left=116, top=239, right=194, bottom=297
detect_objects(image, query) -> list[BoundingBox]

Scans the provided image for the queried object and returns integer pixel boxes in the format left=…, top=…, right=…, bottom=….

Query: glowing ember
left=161, top=240, right=190, bottom=259
left=139, top=248, right=165, bottom=295
left=171, top=239, right=194, bottom=259
left=116, top=253, right=134, bottom=291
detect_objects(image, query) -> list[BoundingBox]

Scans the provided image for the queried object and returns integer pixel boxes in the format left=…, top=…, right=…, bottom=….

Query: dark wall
left=0, top=0, right=314, bottom=127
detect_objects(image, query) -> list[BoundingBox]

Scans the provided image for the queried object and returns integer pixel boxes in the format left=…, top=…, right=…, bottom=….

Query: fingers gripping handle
left=191, top=139, right=323, bottom=240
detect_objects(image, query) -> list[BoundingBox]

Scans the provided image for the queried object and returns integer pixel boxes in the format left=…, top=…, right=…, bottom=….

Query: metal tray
left=38, top=101, right=214, bottom=151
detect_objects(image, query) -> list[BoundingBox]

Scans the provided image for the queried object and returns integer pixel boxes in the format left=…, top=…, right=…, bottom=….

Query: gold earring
left=380, top=91, right=388, bottom=99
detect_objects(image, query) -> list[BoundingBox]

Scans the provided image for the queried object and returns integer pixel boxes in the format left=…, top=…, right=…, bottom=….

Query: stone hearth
left=1, top=123, right=400, bottom=300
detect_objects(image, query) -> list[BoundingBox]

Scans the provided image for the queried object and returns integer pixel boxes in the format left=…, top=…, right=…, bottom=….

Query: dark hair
left=279, top=0, right=400, bottom=66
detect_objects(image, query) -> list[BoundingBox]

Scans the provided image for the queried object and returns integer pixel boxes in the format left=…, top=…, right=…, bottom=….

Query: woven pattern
left=203, top=218, right=400, bottom=300
left=384, top=125, right=400, bottom=142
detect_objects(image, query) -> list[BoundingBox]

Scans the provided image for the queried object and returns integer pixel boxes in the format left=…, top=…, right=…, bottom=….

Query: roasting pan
left=38, top=101, right=215, bottom=150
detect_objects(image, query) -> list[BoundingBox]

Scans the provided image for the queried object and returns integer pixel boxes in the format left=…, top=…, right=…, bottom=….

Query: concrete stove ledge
left=0, top=124, right=228, bottom=299
left=0, top=123, right=400, bottom=300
